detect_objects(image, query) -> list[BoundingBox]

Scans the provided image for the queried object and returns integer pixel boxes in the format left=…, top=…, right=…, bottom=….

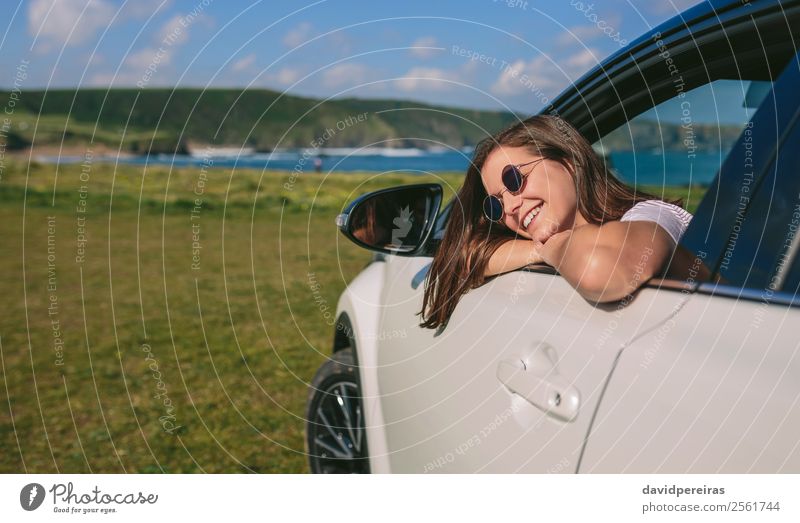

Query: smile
left=522, top=202, right=543, bottom=229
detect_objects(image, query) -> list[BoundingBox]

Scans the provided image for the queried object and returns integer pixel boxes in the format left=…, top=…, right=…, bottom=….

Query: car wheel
left=305, top=348, right=370, bottom=473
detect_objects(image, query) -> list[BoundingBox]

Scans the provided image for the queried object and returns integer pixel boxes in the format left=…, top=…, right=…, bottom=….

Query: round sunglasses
left=482, top=158, right=546, bottom=222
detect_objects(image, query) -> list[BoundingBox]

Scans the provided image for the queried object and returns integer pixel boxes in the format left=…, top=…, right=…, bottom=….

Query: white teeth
left=523, top=203, right=542, bottom=228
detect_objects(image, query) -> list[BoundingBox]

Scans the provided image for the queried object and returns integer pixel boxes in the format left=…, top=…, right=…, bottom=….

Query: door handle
left=496, top=343, right=580, bottom=422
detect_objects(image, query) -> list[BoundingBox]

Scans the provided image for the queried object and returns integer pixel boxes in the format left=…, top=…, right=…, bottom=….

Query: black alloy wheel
left=305, top=348, right=370, bottom=473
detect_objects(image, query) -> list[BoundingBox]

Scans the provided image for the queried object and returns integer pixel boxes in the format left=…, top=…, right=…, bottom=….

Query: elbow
left=573, top=250, right=642, bottom=303
left=575, top=274, right=621, bottom=304
left=581, top=283, right=632, bottom=304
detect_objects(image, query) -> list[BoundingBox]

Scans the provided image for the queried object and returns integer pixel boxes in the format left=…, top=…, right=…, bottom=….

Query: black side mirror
left=336, top=183, right=443, bottom=256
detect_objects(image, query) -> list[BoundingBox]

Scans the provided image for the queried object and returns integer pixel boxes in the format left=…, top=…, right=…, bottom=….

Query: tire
left=305, top=348, right=370, bottom=473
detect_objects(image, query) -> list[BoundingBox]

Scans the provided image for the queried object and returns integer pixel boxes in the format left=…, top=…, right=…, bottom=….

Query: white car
left=305, top=0, right=800, bottom=473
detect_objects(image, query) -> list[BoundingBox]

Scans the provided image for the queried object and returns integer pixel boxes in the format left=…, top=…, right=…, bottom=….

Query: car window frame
left=546, top=0, right=800, bottom=143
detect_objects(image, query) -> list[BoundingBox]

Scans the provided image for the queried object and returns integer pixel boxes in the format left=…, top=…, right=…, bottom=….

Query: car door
left=375, top=252, right=690, bottom=473
left=580, top=49, right=800, bottom=473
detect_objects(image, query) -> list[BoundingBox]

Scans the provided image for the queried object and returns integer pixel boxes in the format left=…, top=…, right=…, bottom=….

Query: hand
left=522, top=239, right=545, bottom=267
left=535, top=229, right=573, bottom=267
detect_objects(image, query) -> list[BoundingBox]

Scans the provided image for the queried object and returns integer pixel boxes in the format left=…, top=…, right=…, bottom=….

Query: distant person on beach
left=314, top=157, right=322, bottom=173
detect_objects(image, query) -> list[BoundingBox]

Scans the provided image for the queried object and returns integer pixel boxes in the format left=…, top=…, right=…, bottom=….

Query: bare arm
left=483, top=239, right=545, bottom=277
left=537, top=221, right=675, bottom=302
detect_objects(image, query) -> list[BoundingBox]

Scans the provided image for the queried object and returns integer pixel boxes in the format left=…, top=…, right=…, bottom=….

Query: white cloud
left=158, top=14, right=190, bottom=46
left=28, top=0, right=179, bottom=53
left=396, top=67, right=458, bottom=92
left=263, top=66, right=303, bottom=87
left=643, top=0, right=701, bottom=16
left=85, top=3, right=214, bottom=88
left=157, top=10, right=213, bottom=46
left=490, top=57, right=556, bottom=97
left=329, top=32, right=353, bottom=55
left=125, top=47, right=169, bottom=69
left=555, top=25, right=605, bottom=48
left=85, top=45, right=173, bottom=86
left=409, top=36, right=440, bottom=58
left=121, top=0, right=172, bottom=19
left=86, top=71, right=115, bottom=85
left=283, top=22, right=313, bottom=48
left=28, top=0, right=116, bottom=47
left=322, top=63, right=369, bottom=89
left=231, top=53, right=257, bottom=73
left=87, top=70, right=132, bottom=86
left=85, top=52, right=104, bottom=66
left=490, top=48, right=599, bottom=99
left=565, top=48, right=598, bottom=69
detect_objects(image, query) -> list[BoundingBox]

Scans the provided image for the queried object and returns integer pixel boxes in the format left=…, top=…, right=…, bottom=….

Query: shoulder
left=619, top=199, right=694, bottom=244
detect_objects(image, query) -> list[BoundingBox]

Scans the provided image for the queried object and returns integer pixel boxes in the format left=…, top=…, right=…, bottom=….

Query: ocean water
left=39, top=148, right=723, bottom=186
left=117, top=147, right=477, bottom=174
left=608, top=150, right=724, bottom=186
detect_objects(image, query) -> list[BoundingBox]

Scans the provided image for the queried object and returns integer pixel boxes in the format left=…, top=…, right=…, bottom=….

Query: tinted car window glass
left=714, top=124, right=799, bottom=291
left=764, top=127, right=800, bottom=295
left=779, top=236, right=800, bottom=297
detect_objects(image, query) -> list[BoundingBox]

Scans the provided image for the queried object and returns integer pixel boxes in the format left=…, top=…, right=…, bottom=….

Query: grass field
left=0, top=156, right=705, bottom=473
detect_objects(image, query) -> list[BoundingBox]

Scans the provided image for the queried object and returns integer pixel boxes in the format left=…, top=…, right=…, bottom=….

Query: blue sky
left=0, top=0, right=701, bottom=113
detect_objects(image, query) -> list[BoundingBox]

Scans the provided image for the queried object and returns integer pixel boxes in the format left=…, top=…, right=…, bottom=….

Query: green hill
left=0, top=88, right=521, bottom=154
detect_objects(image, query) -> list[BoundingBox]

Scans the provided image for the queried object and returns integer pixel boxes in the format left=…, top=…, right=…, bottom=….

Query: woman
left=419, top=115, right=693, bottom=330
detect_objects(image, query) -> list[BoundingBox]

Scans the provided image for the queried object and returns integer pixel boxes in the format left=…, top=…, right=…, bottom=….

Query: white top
left=619, top=199, right=694, bottom=244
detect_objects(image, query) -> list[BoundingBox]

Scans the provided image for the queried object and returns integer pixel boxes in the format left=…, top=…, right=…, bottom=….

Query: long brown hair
left=418, top=115, right=680, bottom=330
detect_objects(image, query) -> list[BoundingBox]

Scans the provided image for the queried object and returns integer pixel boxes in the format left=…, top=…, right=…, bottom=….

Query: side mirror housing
left=336, top=183, right=443, bottom=256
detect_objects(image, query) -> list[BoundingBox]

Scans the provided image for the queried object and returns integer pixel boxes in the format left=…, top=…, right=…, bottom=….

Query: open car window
left=594, top=79, right=771, bottom=191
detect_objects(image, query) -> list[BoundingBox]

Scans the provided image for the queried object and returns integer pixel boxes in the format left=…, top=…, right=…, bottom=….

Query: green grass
left=0, top=158, right=704, bottom=473
left=0, top=159, right=463, bottom=473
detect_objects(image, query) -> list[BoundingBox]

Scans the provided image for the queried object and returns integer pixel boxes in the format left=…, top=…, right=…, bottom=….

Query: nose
left=502, top=191, right=523, bottom=221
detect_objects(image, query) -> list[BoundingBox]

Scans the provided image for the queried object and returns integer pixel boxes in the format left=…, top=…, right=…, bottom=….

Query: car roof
left=545, top=0, right=800, bottom=141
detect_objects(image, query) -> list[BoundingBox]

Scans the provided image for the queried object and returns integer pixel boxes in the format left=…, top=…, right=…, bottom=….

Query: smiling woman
left=419, top=115, right=692, bottom=329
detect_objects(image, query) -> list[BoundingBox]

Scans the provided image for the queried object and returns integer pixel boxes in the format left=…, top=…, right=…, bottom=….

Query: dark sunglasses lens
left=501, top=165, right=524, bottom=192
left=483, top=196, right=503, bottom=221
